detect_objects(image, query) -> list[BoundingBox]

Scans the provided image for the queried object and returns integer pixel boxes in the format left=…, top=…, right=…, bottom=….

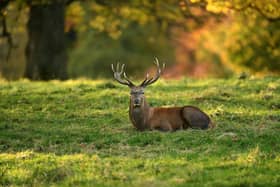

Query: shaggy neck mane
left=129, top=98, right=151, bottom=130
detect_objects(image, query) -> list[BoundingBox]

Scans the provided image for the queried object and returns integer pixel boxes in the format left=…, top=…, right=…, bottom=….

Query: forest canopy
left=0, top=0, right=279, bottom=80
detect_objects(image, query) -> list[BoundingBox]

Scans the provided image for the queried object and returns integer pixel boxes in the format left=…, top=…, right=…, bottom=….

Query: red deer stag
left=111, top=58, right=213, bottom=131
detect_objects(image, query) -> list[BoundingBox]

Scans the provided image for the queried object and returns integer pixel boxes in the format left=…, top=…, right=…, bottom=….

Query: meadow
left=0, top=77, right=279, bottom=186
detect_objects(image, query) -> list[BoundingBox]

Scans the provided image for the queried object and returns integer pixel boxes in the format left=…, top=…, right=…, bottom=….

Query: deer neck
left=129, top=97, right=152, bottom=130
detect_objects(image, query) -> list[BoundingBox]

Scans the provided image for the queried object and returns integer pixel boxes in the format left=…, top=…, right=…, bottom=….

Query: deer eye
left=130, top=91, right=144, bottom=95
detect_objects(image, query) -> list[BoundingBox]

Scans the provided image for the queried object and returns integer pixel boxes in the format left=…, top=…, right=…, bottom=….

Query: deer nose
left=134, top=98, right=141, bottom=105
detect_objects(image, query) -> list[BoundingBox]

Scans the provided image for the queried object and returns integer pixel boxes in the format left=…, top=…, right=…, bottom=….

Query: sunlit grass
left=0, top=77, right=279, bottom=186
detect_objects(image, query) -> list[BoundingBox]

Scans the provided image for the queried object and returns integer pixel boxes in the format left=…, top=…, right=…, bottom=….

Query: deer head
left=111, top=58, right=165, bottom=108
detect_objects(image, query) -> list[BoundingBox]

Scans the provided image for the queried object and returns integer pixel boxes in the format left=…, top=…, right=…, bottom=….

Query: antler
left=111, top=63, right=135, bottom=87
left=140, top=57, right=165, bottom=87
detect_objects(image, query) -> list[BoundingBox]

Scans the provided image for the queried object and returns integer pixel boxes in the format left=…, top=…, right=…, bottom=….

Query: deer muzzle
left=133, top=98, right=142, bottom=107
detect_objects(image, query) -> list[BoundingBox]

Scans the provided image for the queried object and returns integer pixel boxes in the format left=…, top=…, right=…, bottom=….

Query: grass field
left=0, top=77, right=279, bottom=186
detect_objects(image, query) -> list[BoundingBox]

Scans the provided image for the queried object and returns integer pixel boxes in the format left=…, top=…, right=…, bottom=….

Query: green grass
left=0, top=77, right=279, bottom=186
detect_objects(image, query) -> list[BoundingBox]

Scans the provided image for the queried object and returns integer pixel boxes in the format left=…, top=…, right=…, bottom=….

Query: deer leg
left=159, top=121, right=173, bottom=132
left=150, top=121, right=173, bottom=132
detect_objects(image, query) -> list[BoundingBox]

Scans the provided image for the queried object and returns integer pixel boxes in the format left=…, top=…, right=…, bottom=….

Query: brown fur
left=149, top=107, right=185, bottom=131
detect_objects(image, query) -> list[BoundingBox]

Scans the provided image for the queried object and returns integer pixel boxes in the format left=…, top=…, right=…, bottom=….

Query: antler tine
left=111, top=64, right=115, bottom=72
left=111, top=63, right=135, bottom=87
left=154, top=57, right=165, bottom=72
left=141, top=58, right=165, bottom=87
left=140, top=73, right=150, bottom=87
left=123, top=72, right=135, bottom=86
left=154, top=57, right=159, bottom=66
left=120, top=64, right=125, bottom=74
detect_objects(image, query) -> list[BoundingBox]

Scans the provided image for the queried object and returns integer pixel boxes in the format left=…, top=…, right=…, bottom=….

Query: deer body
left=112, top=58, right=213, bottom=131
left=129, top=97, right=211, bottom=131
left=130, top=105, right=185, bottom=131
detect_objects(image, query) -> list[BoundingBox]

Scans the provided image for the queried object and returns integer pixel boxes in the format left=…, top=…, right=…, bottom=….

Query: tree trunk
left=24, top=3, right=67, bottom=80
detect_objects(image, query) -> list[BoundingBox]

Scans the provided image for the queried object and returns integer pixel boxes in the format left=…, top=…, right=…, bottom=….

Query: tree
left=188, top=0, right=280, bottom=74
left=1, top=0, right=70, bottom=80
left=67, top=0, right=218, bottom=78
left=24, top=3, right=67, bottom=80
left=190, top=0, right=280, bottom=21
left=0, top=0, right=13, bottom=62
